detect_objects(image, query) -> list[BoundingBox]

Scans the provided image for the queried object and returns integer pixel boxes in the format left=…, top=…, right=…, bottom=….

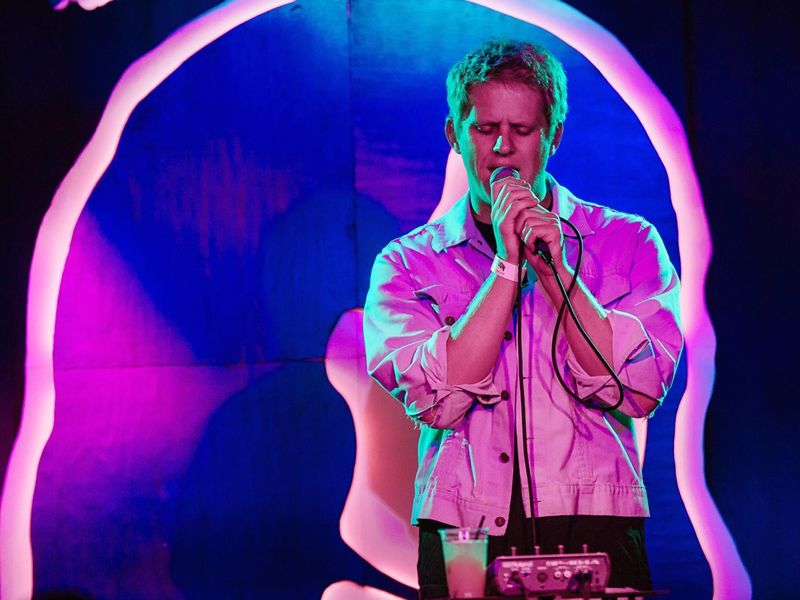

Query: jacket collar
left=431, top=194, right=476, bottom=253
left=550, top=177, right=595, bottom=240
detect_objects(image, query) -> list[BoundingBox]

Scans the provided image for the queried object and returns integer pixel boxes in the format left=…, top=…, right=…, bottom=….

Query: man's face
left=446, top=79, right=561, bottom=216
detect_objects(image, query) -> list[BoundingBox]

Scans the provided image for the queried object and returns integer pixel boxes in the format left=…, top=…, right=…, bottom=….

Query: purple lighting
left=0, top=1, right=294, bottom=598
left=0, top=1, right=747, bottom=599
left=470, top=0, right=749, bottom=597
left=50, top=0, right=115, bottom=11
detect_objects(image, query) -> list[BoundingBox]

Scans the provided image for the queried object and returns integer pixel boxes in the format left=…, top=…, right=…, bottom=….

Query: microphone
left=489, top=166, right=520, bottom=186
left=488, top=167, right=553, bottom=264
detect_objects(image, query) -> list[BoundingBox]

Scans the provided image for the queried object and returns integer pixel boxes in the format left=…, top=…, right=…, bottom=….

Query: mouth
left=486, top=164, right=519, bottom=173
left=486, top=165, right=521, bottom=184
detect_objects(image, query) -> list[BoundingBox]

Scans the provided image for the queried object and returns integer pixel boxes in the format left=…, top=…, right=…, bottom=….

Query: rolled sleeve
left=414, top=327, right=501, bottom=424
left=364, top=245, right=499, bottom=430
left=563, top=221, right=683, bottom=413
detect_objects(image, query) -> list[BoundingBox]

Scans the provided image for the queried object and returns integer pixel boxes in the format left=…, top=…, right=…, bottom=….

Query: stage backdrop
left=31, top=0, right=705, bottom=598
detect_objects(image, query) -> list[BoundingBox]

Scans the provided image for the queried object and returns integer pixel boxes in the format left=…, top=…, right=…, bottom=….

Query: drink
left=440, top=527, right=489, bottom=598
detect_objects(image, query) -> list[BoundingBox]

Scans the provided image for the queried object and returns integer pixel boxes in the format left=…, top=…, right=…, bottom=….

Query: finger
left=491, top=175, right=527, bottom=188
left=494, top=197, right=535, bottom=233
left=492, top=176, right=530, bottom=192
left=513, top=209, right=554, bottom=237
left=492, top=186, right=536, bottom=220
left=522, top=225, right=536, bottom=245
left=518, top=218, right=561, bottom=249
left=490, top=177, right=520, bottom=201
left=504, top=192, right=539, bottom=219
left=492, top=187, right=531, bottom=215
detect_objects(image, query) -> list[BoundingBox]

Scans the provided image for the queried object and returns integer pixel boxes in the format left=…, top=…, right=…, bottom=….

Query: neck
left=537, top=175, right=553, bottom=210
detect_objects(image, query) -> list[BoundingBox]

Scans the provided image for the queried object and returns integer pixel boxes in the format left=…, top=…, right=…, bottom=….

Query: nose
left=493, top=133, right=513, bottom=155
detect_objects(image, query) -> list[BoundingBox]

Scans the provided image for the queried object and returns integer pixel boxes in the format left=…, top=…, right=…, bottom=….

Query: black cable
left=510, top=570, right=532, bottom=599
left=513, top=218, right=617, bottom=562
left=515, top=252, right=537, bottom=550
left=514, top=214, right=663, bottom=566
left=546, top=218, right=636, bottom=412
left=542, top=220, right=625, bottom=411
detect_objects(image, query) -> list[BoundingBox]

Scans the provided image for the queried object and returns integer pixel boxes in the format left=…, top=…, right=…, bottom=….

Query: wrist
left=496, top=246, right=520, bottom=264
left=540, top=262, right=574, bottom=300
left=491, top=255, right=520, bottom=282
left=528, top=244, right=565, bottom=275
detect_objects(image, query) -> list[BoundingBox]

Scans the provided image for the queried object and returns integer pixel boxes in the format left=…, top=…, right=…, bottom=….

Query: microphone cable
left=515, top=252, right=538, bottom=548
left=539, top=218, right=625, bottom=412
left=512, top=224, right=603, bottom=554
left=503, top=175, right=661, bottom=562
left=539, top=218, right=662, bottom=412
left=512, top=215, right=635, bottom=549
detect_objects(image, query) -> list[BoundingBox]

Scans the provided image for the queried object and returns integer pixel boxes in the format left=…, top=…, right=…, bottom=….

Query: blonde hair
left=446, top=39, right=568, bottom=135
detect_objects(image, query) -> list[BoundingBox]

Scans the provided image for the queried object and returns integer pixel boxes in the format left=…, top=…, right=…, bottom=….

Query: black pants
left=417, top=460, right=652, bottom=599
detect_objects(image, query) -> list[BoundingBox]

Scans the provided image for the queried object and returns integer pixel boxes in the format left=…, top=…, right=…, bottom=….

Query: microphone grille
left=490, top=167, right=520, bottom=185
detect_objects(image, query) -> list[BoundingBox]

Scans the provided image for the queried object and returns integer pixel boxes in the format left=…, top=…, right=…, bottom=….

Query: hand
left=517, top=203, right=564, bottom=275
left=489, top=176, right=540, bottom=264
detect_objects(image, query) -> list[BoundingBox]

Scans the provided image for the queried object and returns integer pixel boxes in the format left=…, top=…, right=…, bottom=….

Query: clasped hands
left=489, top=175, right=563, bottom=275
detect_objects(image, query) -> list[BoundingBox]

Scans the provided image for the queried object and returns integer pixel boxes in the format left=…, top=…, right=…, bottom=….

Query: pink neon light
left=325, top=309, right=420, bottom=589
left=332, top=1, right=748, bottom=596
left=322, top=580, right=405, bottom=600
left=464, top=1, right=749, bottom=596
left=52, top=0, right=114, bottom=11
left=0, top=1, right=294, bottom=598
left=0, top=0, right=748, bottom=599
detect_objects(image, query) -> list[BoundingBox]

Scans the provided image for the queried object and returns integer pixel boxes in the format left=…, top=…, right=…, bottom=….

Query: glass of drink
left=439, top=527, right=489, bottom=598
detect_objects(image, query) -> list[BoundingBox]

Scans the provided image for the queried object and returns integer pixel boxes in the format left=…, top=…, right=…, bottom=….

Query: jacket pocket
left=431, top=431, right=460, bottom=485
left=582, top=270, right=631, bottom=308
left=436, top=432, right=478, bottom=494
left=414, top=284, right=473, bottom=327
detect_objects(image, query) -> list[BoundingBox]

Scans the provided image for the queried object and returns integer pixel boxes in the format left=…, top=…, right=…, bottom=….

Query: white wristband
left=491, top=255, right=519, bottom=282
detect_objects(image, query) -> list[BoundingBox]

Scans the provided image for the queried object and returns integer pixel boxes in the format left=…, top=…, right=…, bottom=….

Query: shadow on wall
left=7, top=1, right=726, bottom=599
left=166, top=361, right=415, bottom=600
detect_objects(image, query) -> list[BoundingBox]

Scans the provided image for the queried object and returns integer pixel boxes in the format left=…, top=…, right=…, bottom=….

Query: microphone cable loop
left=512, top=216, right=658, bottom=548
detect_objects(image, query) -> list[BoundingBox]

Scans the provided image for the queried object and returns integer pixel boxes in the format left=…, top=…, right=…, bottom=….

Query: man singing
left=363, top=39, right=683, bottom=598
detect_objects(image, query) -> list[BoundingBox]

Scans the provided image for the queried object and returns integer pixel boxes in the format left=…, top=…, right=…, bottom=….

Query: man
left=363, top=39, right=683, bottom=598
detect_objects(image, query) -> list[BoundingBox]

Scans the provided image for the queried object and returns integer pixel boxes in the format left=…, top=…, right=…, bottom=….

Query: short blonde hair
left=446, top=39, right=568, bottom=135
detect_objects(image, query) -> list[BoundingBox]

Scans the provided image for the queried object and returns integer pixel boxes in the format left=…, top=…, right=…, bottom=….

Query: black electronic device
left=488, top=549, right=610, bottom=596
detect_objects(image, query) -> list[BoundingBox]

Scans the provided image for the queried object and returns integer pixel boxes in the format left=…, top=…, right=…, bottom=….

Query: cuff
left=564, top=309, right=653, bottom=404
left=406, top=326, right=501, bottom=423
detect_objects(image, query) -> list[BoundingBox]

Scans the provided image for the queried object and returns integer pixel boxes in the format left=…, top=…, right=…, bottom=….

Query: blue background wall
left=2, top=1, right=798, bottom=599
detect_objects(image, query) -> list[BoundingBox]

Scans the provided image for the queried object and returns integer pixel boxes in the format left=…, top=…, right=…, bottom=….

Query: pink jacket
left=363, top=181, right=683, bottom=534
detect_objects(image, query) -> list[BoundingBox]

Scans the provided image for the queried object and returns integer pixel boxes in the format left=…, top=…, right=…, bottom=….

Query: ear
left=445, top=117, right=460, bottom=154
left=549, top=122, right=564, bottom=157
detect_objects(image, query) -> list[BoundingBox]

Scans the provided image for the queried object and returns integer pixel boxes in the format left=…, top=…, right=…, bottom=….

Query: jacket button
left=499, top=452, right=510, bottom=463
left=444, top=316, right=455, bottom=325
left=503, top=331, right=512, bottom=341
left=495, top=516, right=506, bottom=527
left=500, top=390, right=509, bottom=400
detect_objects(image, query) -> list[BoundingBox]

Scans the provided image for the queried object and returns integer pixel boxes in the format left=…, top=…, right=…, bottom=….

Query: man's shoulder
left=559, top=187, right=675, bottom=272
left=379, top=193, right=474, bottom=260
left=377, top=208, right=455, bottom=261
left=564, top=188, right=653, bottom=237
left=573, top=195, right=650, bottom=230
